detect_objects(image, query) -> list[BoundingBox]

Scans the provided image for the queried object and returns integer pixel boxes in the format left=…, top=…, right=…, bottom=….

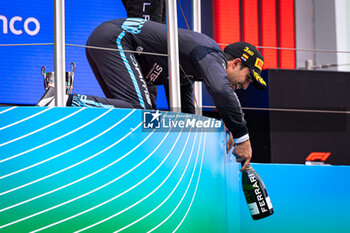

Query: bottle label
left=247, top=202, right=259, bottom=215
left=266, top=196, right=273, bottom=210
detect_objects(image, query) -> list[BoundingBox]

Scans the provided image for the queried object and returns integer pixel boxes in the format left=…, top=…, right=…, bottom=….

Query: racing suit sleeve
left=195, top=52, right=249, bottom=143
left=180, top=75, right=195, bottom=114
left=122, top=0, right=165, bottom=23
left=163, top=80, right=195, bottom=114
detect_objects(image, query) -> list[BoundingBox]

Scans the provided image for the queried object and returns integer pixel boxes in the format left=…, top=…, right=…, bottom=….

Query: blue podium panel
left=239, top=164, right=350, bottom=233
left=2, top=107, right=349, bottom=233
left=0, top=107, right=239, bottom=233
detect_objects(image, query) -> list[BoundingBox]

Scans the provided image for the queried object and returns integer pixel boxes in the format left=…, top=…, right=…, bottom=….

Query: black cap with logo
left=224, top=42, right=267, bottom=90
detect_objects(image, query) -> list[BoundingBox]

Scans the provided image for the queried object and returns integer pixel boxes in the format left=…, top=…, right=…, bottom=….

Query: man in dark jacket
left=38, top=18, right=267, bottom=170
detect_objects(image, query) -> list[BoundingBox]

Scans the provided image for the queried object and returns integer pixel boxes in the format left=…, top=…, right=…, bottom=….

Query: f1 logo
left=143, top=110, right=162, bottom=129
left=305, top=152, right=331, bottom=162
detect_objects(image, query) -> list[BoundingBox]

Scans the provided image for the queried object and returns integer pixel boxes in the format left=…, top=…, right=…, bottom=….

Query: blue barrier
left=240, top=163, right=350, bottom=233
left=0, top=107, right=238, bottom=232
left=1, top=107, right=349, bottom=233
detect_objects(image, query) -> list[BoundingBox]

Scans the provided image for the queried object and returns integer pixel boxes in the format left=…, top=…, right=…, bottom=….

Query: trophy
left=41, top=62, right=76, bottom=94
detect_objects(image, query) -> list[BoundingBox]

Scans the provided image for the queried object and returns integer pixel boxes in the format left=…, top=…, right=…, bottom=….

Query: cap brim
left=250, top=69, right=267, bottom=90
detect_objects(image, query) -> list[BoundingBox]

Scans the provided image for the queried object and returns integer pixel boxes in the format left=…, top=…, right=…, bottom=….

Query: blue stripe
left=121, top=18, right=146, bottom=34
left=72, top=95, right=114, bottom=108
left=116, top=31, right=145, bottom=108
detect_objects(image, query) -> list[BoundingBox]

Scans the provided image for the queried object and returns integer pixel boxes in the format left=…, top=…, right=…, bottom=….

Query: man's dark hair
left=225, top=52, right=235, bottom=61
left=225, top=53, right=248, bottom=70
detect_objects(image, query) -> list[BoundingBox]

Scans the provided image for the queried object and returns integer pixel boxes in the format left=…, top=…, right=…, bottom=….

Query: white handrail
left=54, top=0, right=66, bottom=107
left=166, top=0, right=181, bottom=112
left=193, top=0, right=202, bottom=115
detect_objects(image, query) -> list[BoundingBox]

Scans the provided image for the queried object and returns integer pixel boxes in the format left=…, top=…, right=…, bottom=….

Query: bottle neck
left=241, top=161, right=252, bottom=170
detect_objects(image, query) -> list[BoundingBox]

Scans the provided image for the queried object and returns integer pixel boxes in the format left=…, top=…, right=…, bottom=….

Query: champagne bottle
left=241, top=162, right=274, bottom=220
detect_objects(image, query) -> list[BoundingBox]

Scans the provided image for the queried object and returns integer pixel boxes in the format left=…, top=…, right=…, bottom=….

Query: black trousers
left=85, top=19, right=153, bottom=109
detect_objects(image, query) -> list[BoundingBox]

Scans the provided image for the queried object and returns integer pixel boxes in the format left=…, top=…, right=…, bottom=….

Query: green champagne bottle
left=241, top=163, right=274, bottom=220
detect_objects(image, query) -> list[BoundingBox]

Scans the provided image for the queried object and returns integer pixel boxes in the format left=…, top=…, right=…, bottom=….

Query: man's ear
left=230, top=58, right=241, bottom=69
